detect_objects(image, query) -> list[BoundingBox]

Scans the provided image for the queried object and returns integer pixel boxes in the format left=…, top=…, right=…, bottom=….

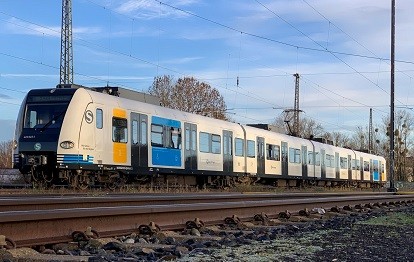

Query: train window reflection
left=24, top=103, right=67, bottom=129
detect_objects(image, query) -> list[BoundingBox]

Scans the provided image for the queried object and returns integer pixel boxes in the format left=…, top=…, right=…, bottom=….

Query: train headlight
left=60, top=140, right=74, bottom=149
left=13, top=140, right=18, bottom=149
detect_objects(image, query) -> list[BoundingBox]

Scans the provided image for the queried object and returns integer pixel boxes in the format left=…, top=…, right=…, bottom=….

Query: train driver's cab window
left=112, top=117, right=128, bottom=143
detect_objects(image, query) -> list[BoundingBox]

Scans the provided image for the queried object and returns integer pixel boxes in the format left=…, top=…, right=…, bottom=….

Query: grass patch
left=357, top=212, right=414, bottom=227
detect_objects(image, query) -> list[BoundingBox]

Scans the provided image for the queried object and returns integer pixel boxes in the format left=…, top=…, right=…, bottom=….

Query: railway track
left=0, top=192, right=394, bottom=211
left=1, top=192, right=413, bottom=250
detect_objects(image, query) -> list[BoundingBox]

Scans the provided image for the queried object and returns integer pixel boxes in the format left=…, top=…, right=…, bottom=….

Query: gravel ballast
left=2, top=204, right=413, bottom=261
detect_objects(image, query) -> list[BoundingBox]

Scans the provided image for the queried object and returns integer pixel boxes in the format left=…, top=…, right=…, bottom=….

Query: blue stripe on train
left=152, top=116, right=181, bottom=128
left=373, top=160, right=379, bottom=181
left=57, top=154, right=94, bottom=164
left=152, top=147, right=181, bottom=167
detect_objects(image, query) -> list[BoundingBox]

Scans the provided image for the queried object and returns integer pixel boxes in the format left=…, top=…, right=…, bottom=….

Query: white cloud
left=114, top=0, right=199, bottom=20
left=4, top=17, right=101, bottom=38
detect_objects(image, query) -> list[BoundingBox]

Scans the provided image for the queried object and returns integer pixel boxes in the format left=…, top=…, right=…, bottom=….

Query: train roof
left=56, top=84, right=161, bottom=106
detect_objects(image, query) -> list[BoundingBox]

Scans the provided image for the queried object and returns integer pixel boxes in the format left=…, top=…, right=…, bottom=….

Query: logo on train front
left=34, top=143, right=42, bottom=151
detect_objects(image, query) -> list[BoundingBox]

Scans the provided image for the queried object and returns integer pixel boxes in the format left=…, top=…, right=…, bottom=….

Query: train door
left=335, top=152, right=340, bottom=179
left=184, top=123, right=197, bottom=171
left=301, top=145, right=308, bottom=178
left=360, top=157, right=364, bottom=180
left=321, top=149, right=326, bottom=179
left=372, top=159, right=379, bottom=182
left=223, top=130, right=233, bottom=174
left=348, top=155, right=352, bottom=180
left=257, top=137, right=265, bottom=175
left=95, top=107, right=104, bottom=164
left=130, top=113, right=148, bottom=170
left=369, top=159, right=374, bottom=182
left=379, top=160, right=383, bottom=182
left=281, top=141, right=288, bottom=176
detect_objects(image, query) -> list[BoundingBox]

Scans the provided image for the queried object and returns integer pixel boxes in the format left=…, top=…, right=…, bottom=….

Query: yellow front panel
left=113, top=108, right=126, bottom=118
left=113, top=142, right=127, bottom=163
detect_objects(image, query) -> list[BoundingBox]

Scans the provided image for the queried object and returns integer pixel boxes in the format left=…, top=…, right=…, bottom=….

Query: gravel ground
left=178, top=206, right=414, bottom=262
left=4, top=204, right=412, bottom=261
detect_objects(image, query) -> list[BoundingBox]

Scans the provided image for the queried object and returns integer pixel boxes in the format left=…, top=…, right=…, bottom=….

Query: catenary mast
left=59, top=0, right=73, bottom=84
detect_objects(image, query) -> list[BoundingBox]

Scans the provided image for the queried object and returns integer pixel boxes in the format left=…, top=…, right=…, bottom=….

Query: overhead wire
left=301, top=0, right=414, bottom=106
left=154, top=1, right=414, bottom=65
left=1, top=2, right=411, bottom=129
left=253, top=0, right=403, bottom=104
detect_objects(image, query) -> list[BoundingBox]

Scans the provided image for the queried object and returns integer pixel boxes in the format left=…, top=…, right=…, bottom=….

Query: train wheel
left=107, top=172, right=125, bottom=190
left=70, top=171, right=90, bottom=190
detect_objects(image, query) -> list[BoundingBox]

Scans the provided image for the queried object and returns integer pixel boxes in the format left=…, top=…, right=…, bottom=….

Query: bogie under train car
left=12, top=84, right=387, bottom=189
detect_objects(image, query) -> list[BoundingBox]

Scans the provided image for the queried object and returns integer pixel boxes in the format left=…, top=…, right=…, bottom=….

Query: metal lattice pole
left=389, top=0, right=396, bottom=191
left=369, top=108, right=373, bottom=153
left=293, top=73, right=300, bottom=136
left=60, top=0, right=73, bottom=85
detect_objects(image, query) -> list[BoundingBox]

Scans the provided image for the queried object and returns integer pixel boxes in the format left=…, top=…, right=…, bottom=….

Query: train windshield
left=24, top=103, right=69, bottom=129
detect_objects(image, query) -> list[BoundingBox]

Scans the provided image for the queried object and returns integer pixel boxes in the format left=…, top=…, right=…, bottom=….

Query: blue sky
left=0, top=0, right=413, bottom=142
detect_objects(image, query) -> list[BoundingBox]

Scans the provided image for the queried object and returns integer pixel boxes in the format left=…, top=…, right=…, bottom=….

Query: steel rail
left=1, top=194, right=413, bottom=247
left=0, top=192, right=394, bottom=212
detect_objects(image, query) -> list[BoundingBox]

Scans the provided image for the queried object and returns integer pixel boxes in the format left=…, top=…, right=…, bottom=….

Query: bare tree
left=323, top=131, right=350, bottom=147
left=149, top=76, right=228, bottom=120
left=0, top=140, right=13, bottom=168
left=272, top=114, right=324, bottom=138
left=381, top=110, right=413, bottom=181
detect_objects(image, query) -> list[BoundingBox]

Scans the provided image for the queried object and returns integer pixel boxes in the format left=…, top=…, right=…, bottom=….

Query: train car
left=12, top=84, right=387, bottom=189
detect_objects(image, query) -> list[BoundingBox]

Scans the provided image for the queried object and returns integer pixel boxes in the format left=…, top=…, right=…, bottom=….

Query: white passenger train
left=12, top=84, right=386, bottom=189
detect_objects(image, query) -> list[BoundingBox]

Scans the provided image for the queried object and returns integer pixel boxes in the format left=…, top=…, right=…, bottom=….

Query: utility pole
left=369, top=108, right=373, bottom=153
left=293, top=73, right=300, bottom=137
left=388, top=0, right=397, bottom=192
left=283, top=73, right=302, bottom=137
left=60, top=0, right=73, bottom=85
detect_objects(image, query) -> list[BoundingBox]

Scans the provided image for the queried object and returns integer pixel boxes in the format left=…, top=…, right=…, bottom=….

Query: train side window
left=96, top=109, right=103, bottom=129
left=199, top=132, right=210, bottom=153
left=356, top=160, right=360, bottom=170
left=151, top=124, right=163, bottom=147
left=267, top=144, right=280, bottom=161
left=363, top=161, right=370, bottom=171
left=185, top=128, right=190, bottom=150
left=112, top=117, right=128, bottom=143
left=340, top=157, right=347, bottom=169
left=325, top=154, right=334, bottom=167
left=141, top=120, right=147, bottom=145
left=191, top=130, right=196, bottom=150
left=315, top=152, right=320, bottom=166
left=132, top=120, right=138, bottom=144
left=289, top=147, right=301, bottom=163
left=170, top=127, right=181, bottom=149
left=211, top=134, right=221, bottom=154
left=308, top=151, right=314, bottom=164
left=235, top=138, right=244, bottom=156
left=247, top=140, right=255, bottom=158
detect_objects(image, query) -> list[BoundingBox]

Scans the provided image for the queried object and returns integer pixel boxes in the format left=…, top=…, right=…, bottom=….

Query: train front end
left=12, top=88, right=76, bottom=184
